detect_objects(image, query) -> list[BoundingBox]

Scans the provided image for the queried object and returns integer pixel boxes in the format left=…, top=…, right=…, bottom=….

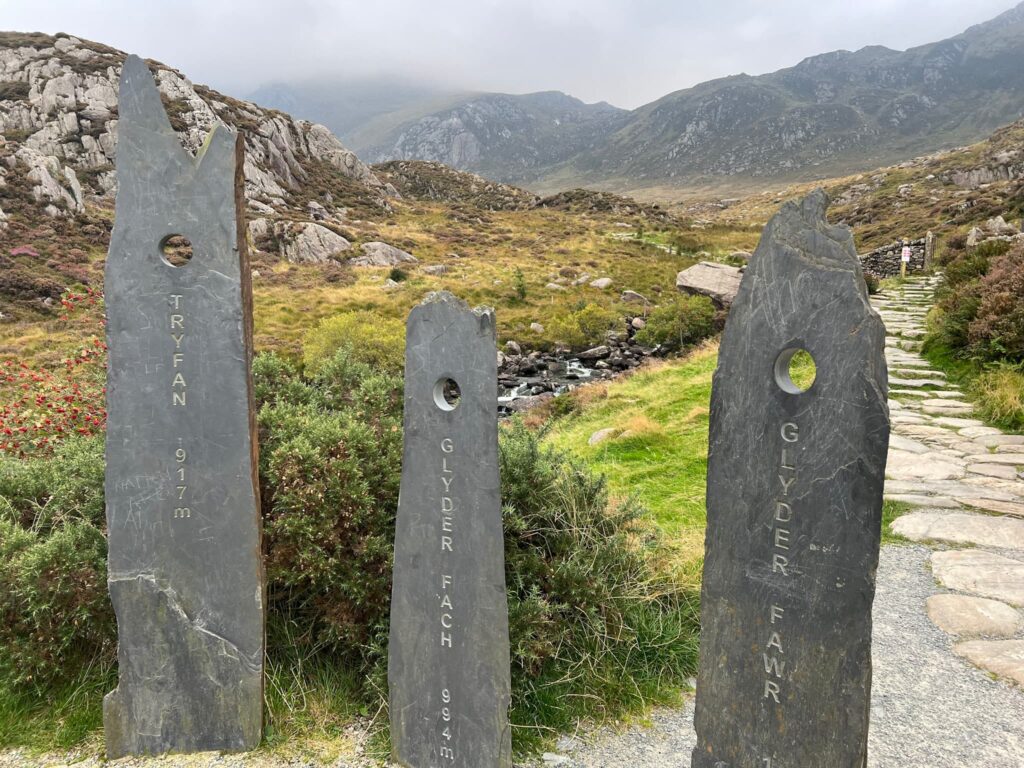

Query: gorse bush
left=546, top=303, right=621, bottom=349
left=0, top=348, right=698, bottom=751
left=634, top=294, right=717, bottom=352
left=0, top=435, right=113, bottom=689
left=255, top=349, right=403, bottom=656
left=301, top=310, right=406, bottom=373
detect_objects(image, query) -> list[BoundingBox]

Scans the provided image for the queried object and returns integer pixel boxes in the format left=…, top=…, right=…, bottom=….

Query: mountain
left=360, top=91, right=628, bottom=186
left=247, top=77, right=475, bottom=151
left=349, top=2, right=1024, bottom=192
left=0, top=31, right=396, bottom=321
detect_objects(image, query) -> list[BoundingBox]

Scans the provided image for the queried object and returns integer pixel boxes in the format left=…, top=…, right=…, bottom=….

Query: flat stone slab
left=889, top=434, right=930, bottom=454
left=887, top=449, right=965, bottom=480
left=931, top=550, right=1024, bottom=606
left=102, top=55, right=264, bottom=758
left=959, top=497, right=1024, bottom=517
left=963, top=454, right=1024, bottom=466
left=884, top=494, right=960, bottom=508
left=967, top=464, right=1020, bottom=480
left=892, top=511, right=1024, bottom=549
left=954, top=640, right=1024, bottom=687
left=927, top=595, right=1022, bottom=638
left=692, top=191, right=888, bottom=767
left=933, top=417, right=986, bottom=429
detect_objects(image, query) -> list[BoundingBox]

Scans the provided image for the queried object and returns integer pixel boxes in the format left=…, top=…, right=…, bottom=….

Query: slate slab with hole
left=388, top=292, right=511, bottom=768
left=692, top=190, right=890, bottom=768
left=102, top=56, right=264, bottom=757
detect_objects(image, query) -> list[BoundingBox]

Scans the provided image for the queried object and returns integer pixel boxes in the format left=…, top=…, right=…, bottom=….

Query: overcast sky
left=2, top=0, right=1018, bottom=108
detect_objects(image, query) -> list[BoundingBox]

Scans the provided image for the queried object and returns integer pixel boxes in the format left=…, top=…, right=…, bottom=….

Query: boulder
left=966, top=226, right=986, bottom=248
left=631, top=317, right=646, bottom=330
left=577, top=345, right=610, bottom=361
left=675, top=261, right=743, bottom=307
left=280, top=222, right=351, bottom=263
left=588, top=428, right=618, bottom=446
left=545, top=282, right=566, bottom=291
left=621, top=290, right=649, bottom=304
left=351, top=241, right=418, bottom=267
left=530, top=322, right=545, bottom=334
left=504, top=340, right=522, bottom=356
left=985, top=215, right=1020, bottom=237
left=589, top=277, right=613, bottom=289
left=422, top=264, right=449, bottom=276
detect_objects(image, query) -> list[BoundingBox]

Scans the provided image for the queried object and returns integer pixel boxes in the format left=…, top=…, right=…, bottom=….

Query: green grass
left=923, top=342, right=1024, bottom=433
left=545, top=345, right=717, bottom=570
left=881, top=499, right=913, bottom=545
left=0, top=663, right=113, bottom=753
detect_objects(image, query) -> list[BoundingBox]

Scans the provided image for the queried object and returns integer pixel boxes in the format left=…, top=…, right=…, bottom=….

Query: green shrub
left=924, top=240, right=1012, bottom=359
left=863, top=273, right=880, bottom=295
left=0, top=518, right=113, bottom=690
left=546, top=303, right=621, bottom=349
left=513, top=267, right=527, bottom=301
left=256, top=349, right=403, bottom=655
left=301, top=310, right=405, bottom=373
left=634, top=295, right=717, bottom=352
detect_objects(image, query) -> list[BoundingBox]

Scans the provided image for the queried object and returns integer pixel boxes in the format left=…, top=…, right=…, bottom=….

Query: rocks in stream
left=498, top=322, right=656, bottom=414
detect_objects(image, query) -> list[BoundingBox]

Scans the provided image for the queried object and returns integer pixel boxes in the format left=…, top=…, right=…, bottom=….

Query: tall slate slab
left=691, top=190, right=889, bottom=768
left=389, top=292, right=512, bottom=768
left=103, top=55, right=264, bottom=758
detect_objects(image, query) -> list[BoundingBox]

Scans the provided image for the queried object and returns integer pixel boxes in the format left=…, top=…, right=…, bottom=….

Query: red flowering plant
left=0, top=287, right=107, bottom=457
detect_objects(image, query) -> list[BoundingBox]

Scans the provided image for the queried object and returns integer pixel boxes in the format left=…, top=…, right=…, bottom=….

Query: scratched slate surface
left=103, top=55, right=263, bottom=758
left=388, top=292, right=512, bottom=768
left=691, top=190, right=889, bottom=768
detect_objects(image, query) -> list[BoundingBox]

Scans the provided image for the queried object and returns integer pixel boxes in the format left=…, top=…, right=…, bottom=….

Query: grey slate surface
left=691, top=191, right=890, bottom=768
left=103, top=54, right=264, bottom=758
left=388, top=292, right=512, bottom=768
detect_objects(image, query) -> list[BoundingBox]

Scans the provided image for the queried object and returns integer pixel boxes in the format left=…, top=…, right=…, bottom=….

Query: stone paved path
left=876, top=276, right=1024, bottom=685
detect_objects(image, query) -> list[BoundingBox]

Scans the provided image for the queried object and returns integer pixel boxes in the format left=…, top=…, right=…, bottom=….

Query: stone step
left=931, top=549, right=1024, bottom=606
left=954, top=640, right=1024, bottom=687
left=894, top=511, right=1024, bottom=549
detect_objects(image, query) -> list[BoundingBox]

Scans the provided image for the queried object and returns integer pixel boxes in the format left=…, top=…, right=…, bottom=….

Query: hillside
left=684, top=115, right=1024, bottom=252
left=349, top=2, right=1024, bottom=193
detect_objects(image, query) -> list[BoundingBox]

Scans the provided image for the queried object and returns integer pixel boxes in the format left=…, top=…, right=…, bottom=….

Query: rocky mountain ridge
left=349, top=2, right=1024, bottom=192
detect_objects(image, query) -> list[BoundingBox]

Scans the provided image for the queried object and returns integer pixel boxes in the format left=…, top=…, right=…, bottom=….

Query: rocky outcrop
left=350, top=241, right=418, bottom=267
left=0, top=32, right=390, bottom=250
left=676, top=262, right=743, bottom=307
left=278, top=222, right=351, bottom=264
left=964, top=216, right=1024, bottom=248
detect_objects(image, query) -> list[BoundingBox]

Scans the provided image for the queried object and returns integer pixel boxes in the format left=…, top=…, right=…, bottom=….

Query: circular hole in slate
left=160, top=234, right=193, bottom=267
left=433, top=377, right=462, bottom=411
left=774, top=347, right=816, bottom=394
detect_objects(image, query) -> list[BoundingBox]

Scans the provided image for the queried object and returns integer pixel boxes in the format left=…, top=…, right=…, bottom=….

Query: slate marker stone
left=691, top=190, right=890, bottom=768
left=389, top=292, right=512, bottom=768
left=103, top=54, right=264, bottom=758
